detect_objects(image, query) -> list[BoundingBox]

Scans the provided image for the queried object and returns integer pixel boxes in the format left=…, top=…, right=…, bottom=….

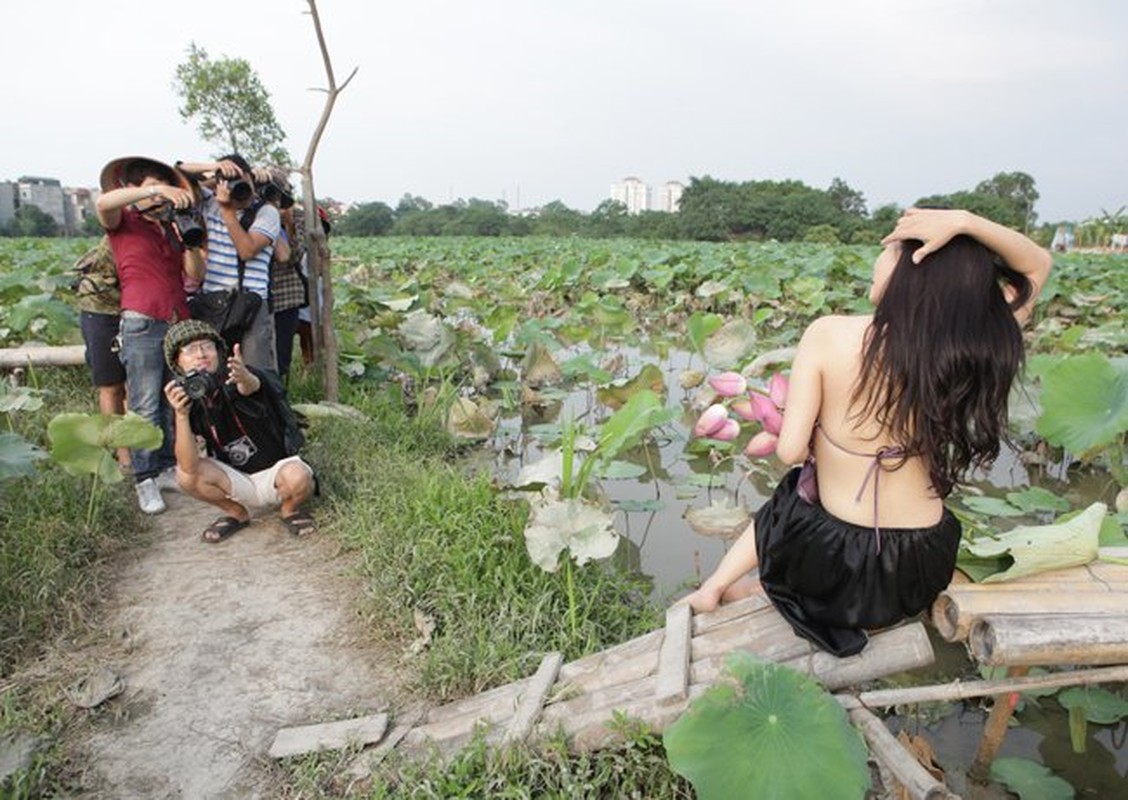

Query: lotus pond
left=3, top=235, right=1127, bottom=796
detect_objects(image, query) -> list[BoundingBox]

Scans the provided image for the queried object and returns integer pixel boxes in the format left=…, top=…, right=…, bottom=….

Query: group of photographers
left=93, top=154, right=316, bottom=542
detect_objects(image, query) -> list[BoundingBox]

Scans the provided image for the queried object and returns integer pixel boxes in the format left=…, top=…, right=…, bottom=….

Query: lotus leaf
left=596, top=364, right=666, bottom=410
left=397, top=310, right=453, bottom=367
left=702, top=319, right=757, bottom=368
left=0, top=385, right=45, bottom=414
left=523, top=497, right=618, bottom=572
left=686, top=312, right=723, bottom=356
left=1035, top=353, right=1128, bottom=453
left=0, top=432, right=45, bottom=480
left=446, top=397, right=496, bottom=440
left=961, top=495, right=1027, bottom=518
left=515, top=449, right=565, bottom=492
left=1005, top=486, right=1071, bottom=514
left=377, top=296, right=417, bottom=312
left=1057, top=686, right=1128, bottom=725
left=598, top=460, right=648, bottom=480
left=664, top=653, right=870, bottom=800
left=523, top=342, right=563, bottom=387
left=685, top=498, right=750, bottom=537
left=48, top=412, right=162, bottom=484
left=990, top=757, right=1075, bottom=800
left=965, top=502, right=1105, bottom=583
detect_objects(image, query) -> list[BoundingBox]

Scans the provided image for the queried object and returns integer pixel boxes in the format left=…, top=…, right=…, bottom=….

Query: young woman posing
left=686, top=208, right=1053, bottom=656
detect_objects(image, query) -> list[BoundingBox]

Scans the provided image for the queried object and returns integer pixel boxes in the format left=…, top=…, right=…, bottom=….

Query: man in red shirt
left=96, top=156, right=206, bottom=514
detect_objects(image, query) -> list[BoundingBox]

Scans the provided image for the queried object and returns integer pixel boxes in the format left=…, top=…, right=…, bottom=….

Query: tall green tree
left=975, top=171, right=1039, bottom=230
left=173, top=43, right=289, bottom=164
left=8, top=204, right=58, bottom=237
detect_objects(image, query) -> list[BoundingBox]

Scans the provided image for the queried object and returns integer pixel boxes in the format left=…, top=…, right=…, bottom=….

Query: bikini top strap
left=815, top=422, right=908, bottom=554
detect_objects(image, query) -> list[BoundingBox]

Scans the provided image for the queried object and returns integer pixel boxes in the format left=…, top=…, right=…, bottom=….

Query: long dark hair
left=852, top=235, right=1032, bottom=497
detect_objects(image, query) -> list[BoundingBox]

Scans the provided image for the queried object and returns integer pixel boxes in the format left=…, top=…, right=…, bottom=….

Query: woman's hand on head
left=881, top=208, right=970, bottom=264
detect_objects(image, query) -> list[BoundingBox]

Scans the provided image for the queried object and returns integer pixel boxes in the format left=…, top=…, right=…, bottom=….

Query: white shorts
left=209, top=455, right=313, bottom=511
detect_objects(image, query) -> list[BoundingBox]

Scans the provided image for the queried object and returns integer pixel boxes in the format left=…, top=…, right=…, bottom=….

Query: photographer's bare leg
left=177, top=460, right=250, bottom=542
left=275, top=461, right=315, bottom=536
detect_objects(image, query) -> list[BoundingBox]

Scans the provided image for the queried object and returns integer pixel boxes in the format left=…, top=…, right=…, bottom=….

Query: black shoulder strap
left=234, top=200, right=266, bottom=292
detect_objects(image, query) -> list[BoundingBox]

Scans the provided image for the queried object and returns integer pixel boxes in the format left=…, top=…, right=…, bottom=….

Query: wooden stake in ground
left=298, top=0, right=356, bottom=403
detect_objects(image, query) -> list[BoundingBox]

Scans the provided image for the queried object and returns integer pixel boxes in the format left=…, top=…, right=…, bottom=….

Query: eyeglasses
left=180, top=340, right=217, bottom=357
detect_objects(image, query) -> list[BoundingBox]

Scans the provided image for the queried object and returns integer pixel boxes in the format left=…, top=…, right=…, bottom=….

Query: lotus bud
left=712, top=418, right=742, bottom=442
left=693, top=404, right=730, bottom=438
left=708, top=371, right=747, bottom=397
left=747, top=393, right=777, bottom=424
left=768, top=373, right=789, bottom=409
left=760, top=405, right=784, bottom=436
left=730, top=398, right=758, bottom=421
left=744, top=431, right=778, bottom=458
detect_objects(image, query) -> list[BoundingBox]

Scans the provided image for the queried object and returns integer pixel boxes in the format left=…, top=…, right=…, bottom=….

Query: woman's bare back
left=808, top=315, right=945, bottom=530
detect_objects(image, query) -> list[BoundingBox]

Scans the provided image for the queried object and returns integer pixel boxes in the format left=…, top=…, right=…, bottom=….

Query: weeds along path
left=71, top=490, right=406, bottom=798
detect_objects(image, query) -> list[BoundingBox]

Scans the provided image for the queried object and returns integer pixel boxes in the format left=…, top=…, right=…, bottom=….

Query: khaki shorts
left=209, top=455, right=313, bottom=511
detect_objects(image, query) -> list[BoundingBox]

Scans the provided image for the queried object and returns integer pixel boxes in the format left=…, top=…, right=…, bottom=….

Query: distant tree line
left=334, top=171, right=1049, bottom=243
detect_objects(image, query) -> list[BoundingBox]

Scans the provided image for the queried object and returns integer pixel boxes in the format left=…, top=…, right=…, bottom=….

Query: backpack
left=258, top=368, right=307, bottom=456
left=71, top=236, right=120, bottom=314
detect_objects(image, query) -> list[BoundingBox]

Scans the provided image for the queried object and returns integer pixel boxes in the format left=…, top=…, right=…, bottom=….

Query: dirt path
left=66, top=489, right=408, bottom=798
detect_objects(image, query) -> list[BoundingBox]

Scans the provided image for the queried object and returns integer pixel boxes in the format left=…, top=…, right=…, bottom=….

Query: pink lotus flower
left=730, top=398, right=758, bottom=421
left=746, top=393, right=777, bottom=424
left=744, top=430, right=779, bottom=458
left=708, top=371, right=747, bottom=398
left=693, top=404, right=730, bottom=438
left=712, top=418, right=741, bottom=442
left=760, top=405, right=783, bottom=436
left=768, top=373, right=789, bottom=409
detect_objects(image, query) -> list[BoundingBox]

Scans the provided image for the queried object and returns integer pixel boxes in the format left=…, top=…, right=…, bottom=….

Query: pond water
left=482, top=344, right=1128, bottom=795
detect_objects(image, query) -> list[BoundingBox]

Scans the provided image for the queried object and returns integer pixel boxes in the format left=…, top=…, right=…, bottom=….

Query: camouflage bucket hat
left=164, top=319, right=224, bottom=374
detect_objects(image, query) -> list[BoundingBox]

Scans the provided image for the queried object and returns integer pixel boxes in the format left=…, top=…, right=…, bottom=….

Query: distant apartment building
left=657, top=181, right=685, bottom=213
left=17, top=176, right=68, bottom=230
left=610, top=177, right=650, bottom=215
left=66, top=187, right=97, bottom=232
left=0, top=182, right=16, bottom=230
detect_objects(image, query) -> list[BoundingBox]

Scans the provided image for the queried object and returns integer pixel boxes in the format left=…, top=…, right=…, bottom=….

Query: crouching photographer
left=162, top=320, right=315, bottom=543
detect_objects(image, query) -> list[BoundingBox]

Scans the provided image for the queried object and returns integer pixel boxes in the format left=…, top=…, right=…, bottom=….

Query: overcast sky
left=4, top=1, right=1125, bottom=222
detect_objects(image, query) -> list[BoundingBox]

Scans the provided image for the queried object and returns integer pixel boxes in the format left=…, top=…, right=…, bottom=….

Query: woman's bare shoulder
left=804, top=314, right=871, bottom=340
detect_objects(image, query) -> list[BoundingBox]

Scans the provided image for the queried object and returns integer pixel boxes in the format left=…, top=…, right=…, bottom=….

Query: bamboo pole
left=968, top=614, right=1128, bottom=666
left=0, top=345, right=86, bottom=369
left=835, top=664, right=1128, bottom=709
left=849, top=706, right=960, bottom=800
left=932, top=590, right=1128, bottom=642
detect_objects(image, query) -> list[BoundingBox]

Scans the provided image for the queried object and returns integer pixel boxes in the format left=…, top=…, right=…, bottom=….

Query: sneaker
left=136, top=478, right=167, bottom=515
left=155, top=466, right=181, bottom=493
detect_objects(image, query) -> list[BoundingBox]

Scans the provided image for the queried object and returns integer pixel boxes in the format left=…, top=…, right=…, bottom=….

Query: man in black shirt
left=162, top=320, right=315, bottom=543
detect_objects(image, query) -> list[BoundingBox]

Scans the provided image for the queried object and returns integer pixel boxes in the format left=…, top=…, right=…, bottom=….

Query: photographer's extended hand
left=226, top=344, right=261, bottom=396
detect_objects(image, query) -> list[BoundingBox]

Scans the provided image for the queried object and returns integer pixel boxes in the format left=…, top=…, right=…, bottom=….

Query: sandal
left=202, top=515, right=249, bottom=543
left=281, top=510, right=316, bottom=538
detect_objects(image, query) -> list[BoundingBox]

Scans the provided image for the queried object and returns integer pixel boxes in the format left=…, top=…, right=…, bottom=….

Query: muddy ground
left=50, top=489, right=409, bottom=798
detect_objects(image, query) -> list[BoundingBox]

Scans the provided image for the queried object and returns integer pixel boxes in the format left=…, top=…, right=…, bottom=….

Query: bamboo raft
left=296, top=547, right=1128, bottom=799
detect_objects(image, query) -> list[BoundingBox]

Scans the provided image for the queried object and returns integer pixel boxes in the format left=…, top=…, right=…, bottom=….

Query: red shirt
left=106, top=208, right=189, bottom=321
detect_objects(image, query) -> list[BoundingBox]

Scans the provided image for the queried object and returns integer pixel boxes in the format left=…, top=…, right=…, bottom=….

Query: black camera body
left=155, top=205, right=206, bottom=249
left=178, top=369, right=219, bottom=401
left=226, top=177, right=254, bottom=204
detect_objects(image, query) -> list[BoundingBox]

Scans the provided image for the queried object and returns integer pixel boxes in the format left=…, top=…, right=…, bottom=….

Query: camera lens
left=228, top=179, right=253, bottom=203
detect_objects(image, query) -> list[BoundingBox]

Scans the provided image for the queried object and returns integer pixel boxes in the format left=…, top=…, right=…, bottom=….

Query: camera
left=154, top=204, right=206, bottom=249
left=177, top=369, right=219, bottom=401
left=225, top=177, right=254, bottom=204
left=258, top=181, right=294, bottom=209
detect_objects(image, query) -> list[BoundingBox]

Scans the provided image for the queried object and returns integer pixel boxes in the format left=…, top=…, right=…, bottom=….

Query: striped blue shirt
left=201, top=194, right=279, bottom=298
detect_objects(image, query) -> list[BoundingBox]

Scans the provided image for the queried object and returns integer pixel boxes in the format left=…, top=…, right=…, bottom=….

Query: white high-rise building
left=610, top=177, right=650, bottom=215
left=657, top=181, right=685, bottom=213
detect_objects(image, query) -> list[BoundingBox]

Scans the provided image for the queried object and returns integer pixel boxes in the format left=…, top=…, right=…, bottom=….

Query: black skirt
left=754, top=468, right=961, bottom=657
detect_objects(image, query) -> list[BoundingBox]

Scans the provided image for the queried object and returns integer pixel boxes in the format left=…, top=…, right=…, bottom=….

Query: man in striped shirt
left=178, top=154, right=280, bottom=372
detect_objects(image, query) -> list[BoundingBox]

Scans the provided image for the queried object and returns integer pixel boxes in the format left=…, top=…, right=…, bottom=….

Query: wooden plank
left=690, top=592, right=773, bottom=635
left=0, top=344, right=86, bottom=369
left=969, top=614, right=1128, bottom=666
left=849, top=707, right=960, bottom=800
left=654, top=604, right=692, bottom=704
left=500, top=652, right=563, bottom=745
left=268, top=713, right=389, bottom=759
left=932, top=590, right=1128, bottom=642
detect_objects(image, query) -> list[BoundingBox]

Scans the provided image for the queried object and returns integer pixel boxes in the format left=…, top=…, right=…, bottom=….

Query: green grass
left=307, top=388, right=661, bottom=702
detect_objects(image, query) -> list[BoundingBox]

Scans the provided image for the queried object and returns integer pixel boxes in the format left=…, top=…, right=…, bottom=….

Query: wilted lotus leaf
left=377, top=296, right=418, bottom=312
left=596, top=363, right=666, bottom=409
left=694, top=279, right=728, bottom=299
left=524, top=497, right=618, bottom=572
left=679, top=370, right=705, bottom=390
left=702, top=319, right=757, bottom=368
left=685, top=498, right=750, bottom=537
left=291, top=402, right=366, bottom=419
left=523, top=342, right=563, bottom=387
left=398, top=310, right=453, bottom=367
left=443, top=282, right=474, bottom=300
left=965, top=501, right=1105, bottom=582
left=446, top=396, right=497, bottom=439
left=664, top=653, right=870, bottom=800
left=515, top=449, right=566, bottom=492
left=48, top=412, right=161, bottom=484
